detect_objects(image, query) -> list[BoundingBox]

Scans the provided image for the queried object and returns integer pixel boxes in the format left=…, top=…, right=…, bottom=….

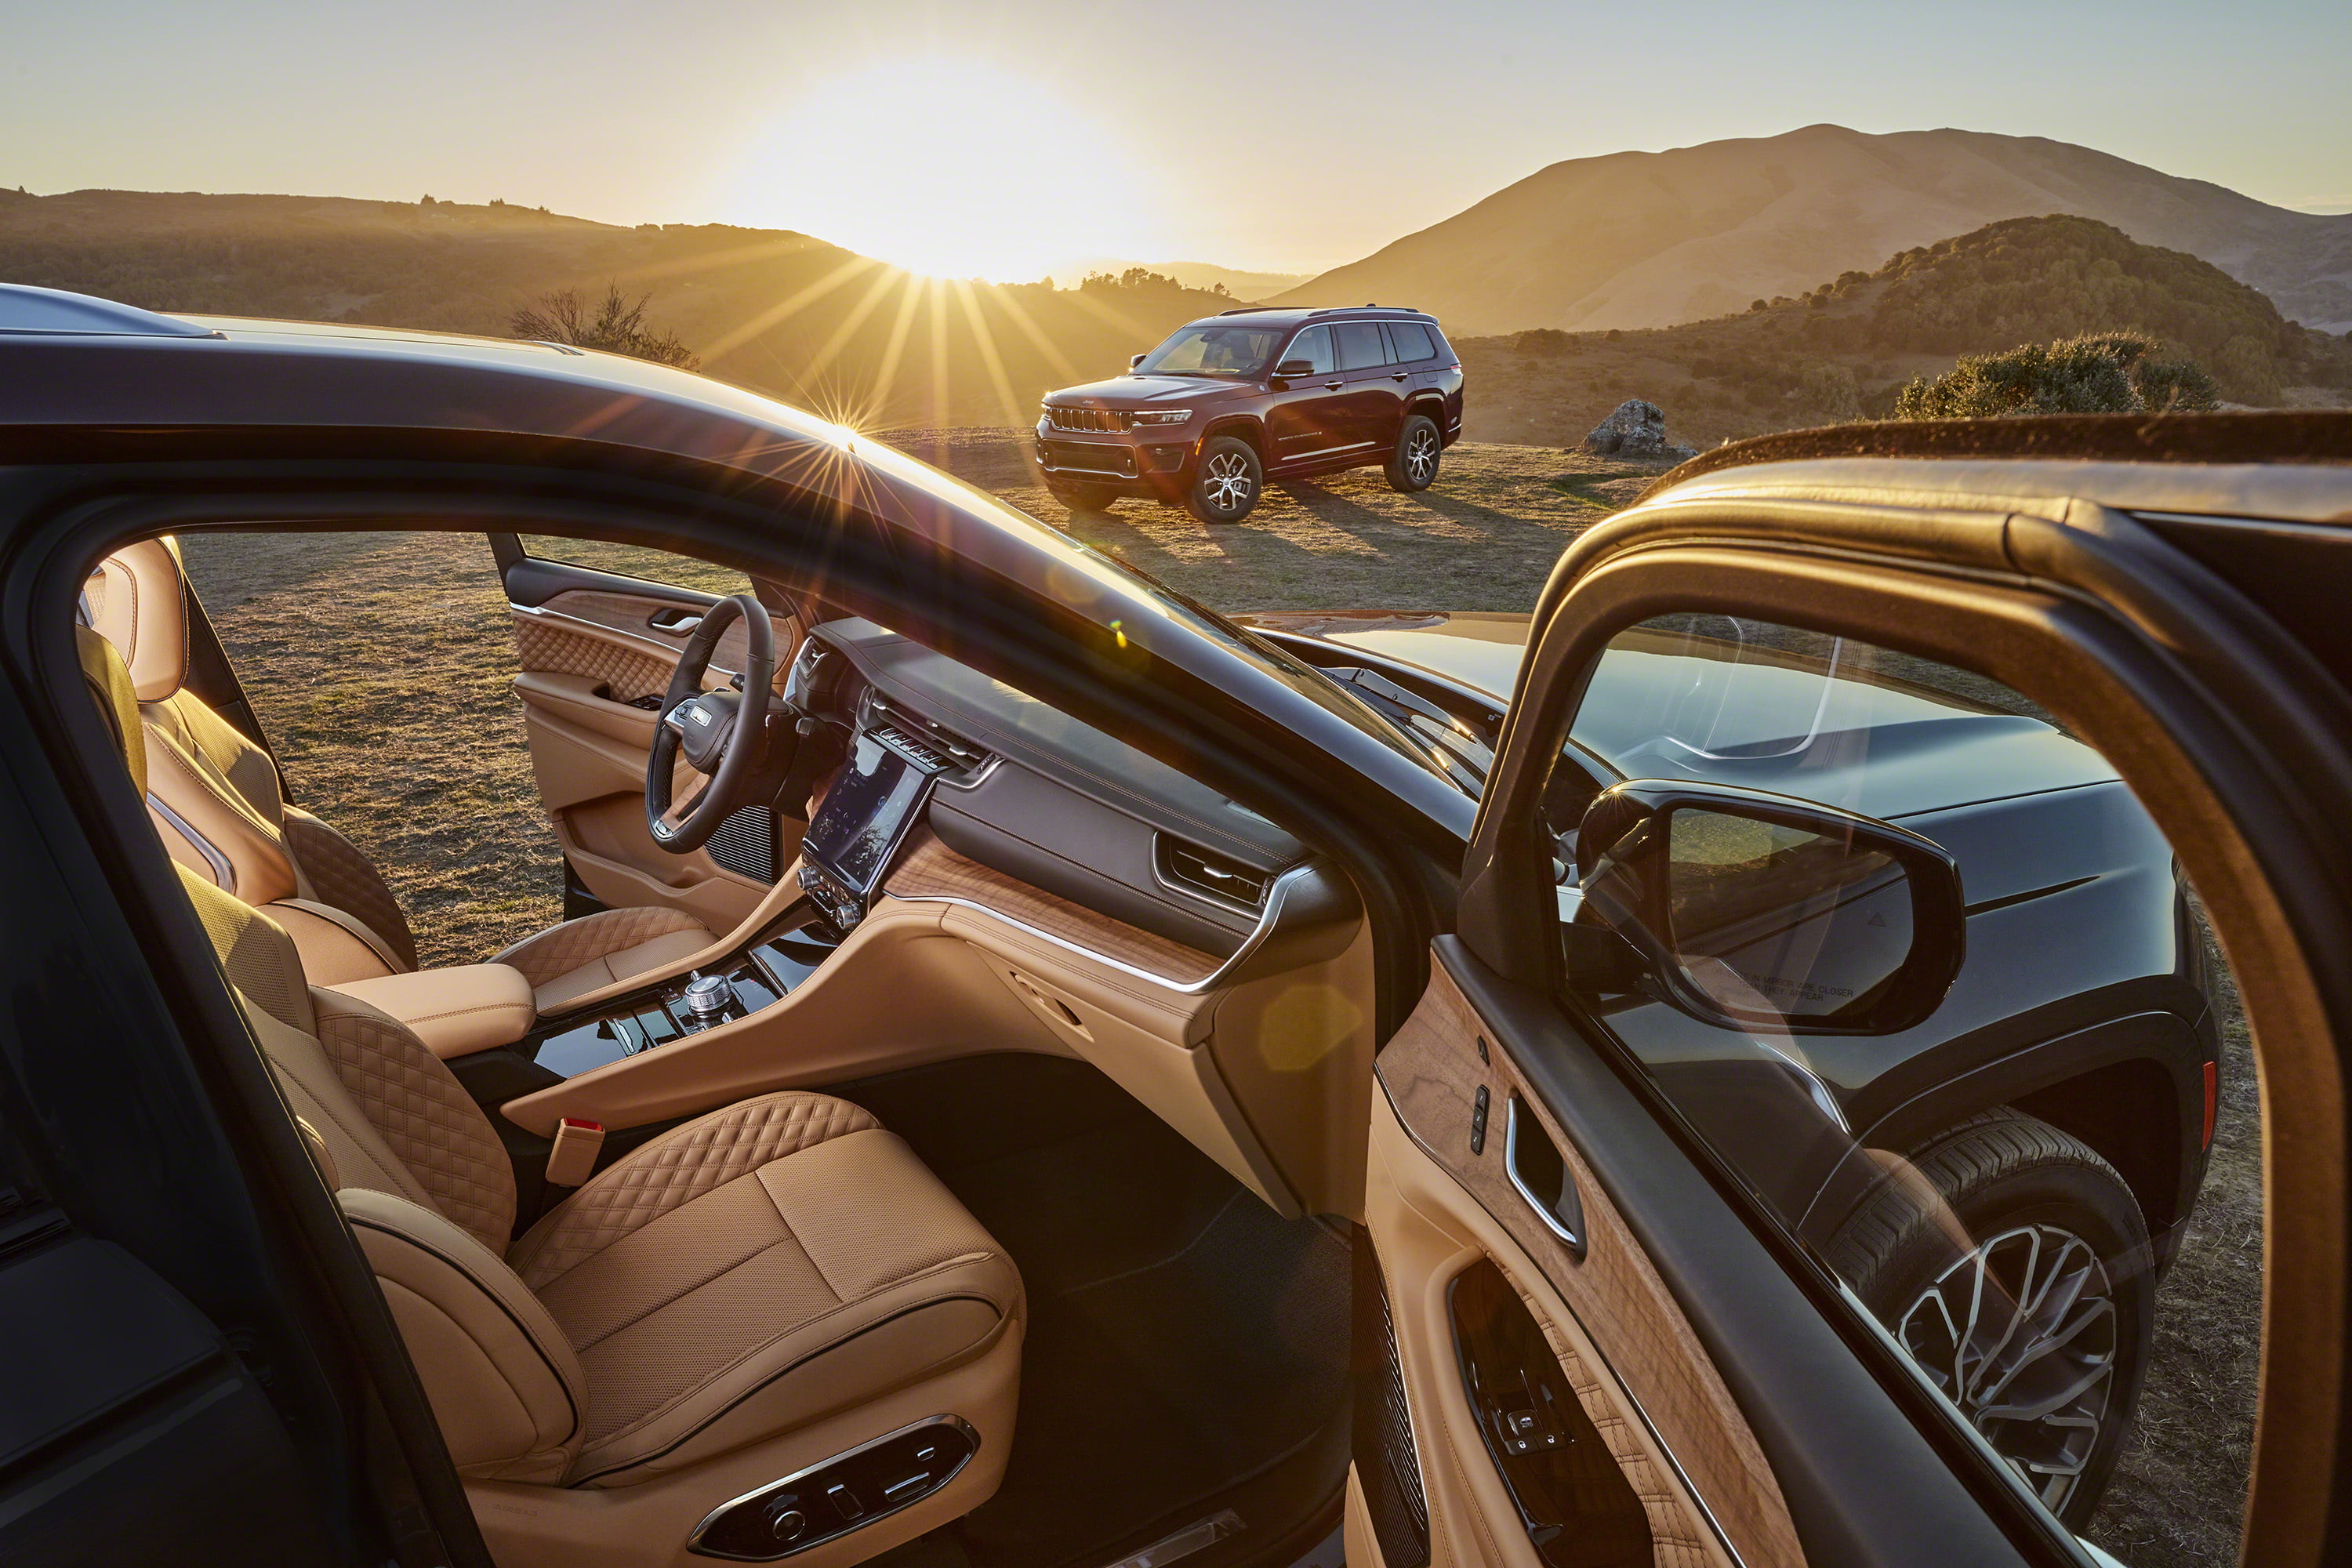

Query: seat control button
left=826, top=1482, right=865, bottom=1521
left=880, top=1469, right=931, bottom=1500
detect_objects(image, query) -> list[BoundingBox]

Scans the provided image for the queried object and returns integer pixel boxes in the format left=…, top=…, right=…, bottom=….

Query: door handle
left=1390, top=372, right=1408, bottom=381
left=1504, top=1096, right=1587, bottom=1258
left=648, top=608, right=704, bottom=635
left=1323, top=380, right=1343, bottom=390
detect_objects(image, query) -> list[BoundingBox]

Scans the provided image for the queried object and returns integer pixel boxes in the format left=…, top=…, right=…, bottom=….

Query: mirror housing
left=1571, top=780, right=1965, bottom=1035
left=1273, top=358, right=1315, bottom=380
left=1130, top=353, right=1148, bottom=369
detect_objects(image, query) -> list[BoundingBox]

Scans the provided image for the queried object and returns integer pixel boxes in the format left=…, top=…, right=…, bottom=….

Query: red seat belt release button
left=546, top=1118, right=605, bottom=1188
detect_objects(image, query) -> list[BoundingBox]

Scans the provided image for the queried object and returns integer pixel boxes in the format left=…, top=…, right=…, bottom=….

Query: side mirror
left=1273, top=358, right=1315, bottom=379
left=1570, top=781, right=1965, bottom=1035
left=1130, top=353, right=1148, bottom=369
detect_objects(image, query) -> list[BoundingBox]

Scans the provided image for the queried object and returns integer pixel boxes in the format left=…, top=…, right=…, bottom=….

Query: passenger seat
left=85, top=538, right=717, bottom=1007
left=78, top=626, right=1024, bottom=1563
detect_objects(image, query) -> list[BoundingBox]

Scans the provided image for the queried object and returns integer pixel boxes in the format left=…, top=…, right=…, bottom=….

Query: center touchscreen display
left=800, top=732, right=933, bottom=895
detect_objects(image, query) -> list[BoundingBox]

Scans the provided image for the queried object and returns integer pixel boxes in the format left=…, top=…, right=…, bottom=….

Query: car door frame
left=1264, top=324, right=1356, bottom=470
left=1417, top=478, right=2352, bottom=1564
left=1330, top=318, right=1406, bottom=459
left=486, top=532, right=807, bottom=929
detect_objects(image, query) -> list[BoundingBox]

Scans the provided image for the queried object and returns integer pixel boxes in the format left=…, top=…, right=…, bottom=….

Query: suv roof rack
left=1214, top=304, right=1427, bottom=319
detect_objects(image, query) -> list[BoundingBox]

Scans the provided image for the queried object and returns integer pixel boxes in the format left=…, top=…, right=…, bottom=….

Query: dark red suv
left=1034, top=306, right=1464, bottom=524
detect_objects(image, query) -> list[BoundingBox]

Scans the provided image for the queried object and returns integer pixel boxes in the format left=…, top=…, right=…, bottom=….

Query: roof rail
left=1214, top=303, right=1429, bottom=320
left=1215, top=306, right=1290, bottom=316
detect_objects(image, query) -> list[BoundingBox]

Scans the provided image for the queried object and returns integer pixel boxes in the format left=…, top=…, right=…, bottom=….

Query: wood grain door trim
left=1376, top=954, right=1805, bottom=1568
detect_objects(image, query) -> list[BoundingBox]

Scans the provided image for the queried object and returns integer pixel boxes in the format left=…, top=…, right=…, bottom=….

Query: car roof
left=1189, top=307, right=1440, bottom=330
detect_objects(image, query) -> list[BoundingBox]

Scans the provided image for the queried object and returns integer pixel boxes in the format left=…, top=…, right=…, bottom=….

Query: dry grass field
left=178, top=429, right=2258, bottom=1568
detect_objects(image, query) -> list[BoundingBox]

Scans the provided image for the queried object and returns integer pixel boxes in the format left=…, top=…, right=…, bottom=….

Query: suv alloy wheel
left=1387, top=413, right=1442, bottom=493
left=1190, top=436, right=1261, bottom=524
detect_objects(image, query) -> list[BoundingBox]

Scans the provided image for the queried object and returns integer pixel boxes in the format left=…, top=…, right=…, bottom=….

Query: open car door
left=488, top=532, right=808, bottom=935
left=1351, top=456, right=2352, bottom=1567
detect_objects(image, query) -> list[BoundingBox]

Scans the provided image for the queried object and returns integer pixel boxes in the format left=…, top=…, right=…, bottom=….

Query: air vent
left=866, top=696, right=990, bottom=774
left=705, top=804, right=777, bottom=883
left=1157, top=838, right=1269, bottom=912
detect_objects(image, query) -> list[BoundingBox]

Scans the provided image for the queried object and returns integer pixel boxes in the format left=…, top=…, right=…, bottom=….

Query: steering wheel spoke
left=645, top=593, right=775, bottom=854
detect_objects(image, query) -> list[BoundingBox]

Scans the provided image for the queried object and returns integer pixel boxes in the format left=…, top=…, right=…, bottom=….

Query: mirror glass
left=1664, top=807, right=1915, bottom=1023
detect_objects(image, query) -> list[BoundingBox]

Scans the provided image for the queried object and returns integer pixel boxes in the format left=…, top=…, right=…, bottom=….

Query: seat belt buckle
left=546, top=1118, right=605, bottom=1188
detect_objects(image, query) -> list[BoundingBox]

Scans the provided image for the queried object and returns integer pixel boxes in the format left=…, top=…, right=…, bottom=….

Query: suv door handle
left=648, top=608, right=705, bottom=635
left=1390, top=372, right=1409, bottom=381
left=1322, top=380, right=1343, bottom=390
left=1504, top=1096, right=1587, bottom=1258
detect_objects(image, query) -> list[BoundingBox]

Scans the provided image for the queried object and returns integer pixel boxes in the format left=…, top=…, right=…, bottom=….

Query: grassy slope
left=1454, top=216, right=2352, bottom=448
left=0, top=189, right=1232, bottom=429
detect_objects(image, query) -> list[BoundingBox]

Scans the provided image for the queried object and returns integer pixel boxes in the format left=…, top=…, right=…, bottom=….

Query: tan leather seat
left=88, top=615, right=1022, bottom=1552
left=85, top=538, right=717, bottom=1008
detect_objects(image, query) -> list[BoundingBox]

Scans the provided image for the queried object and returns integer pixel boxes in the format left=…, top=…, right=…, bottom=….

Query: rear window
left=1386, top=321, right=1439, bottom=361
left=1334, top=321, right=1392, bottom=371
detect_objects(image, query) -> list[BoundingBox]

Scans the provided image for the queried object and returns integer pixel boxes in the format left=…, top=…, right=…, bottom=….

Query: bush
left=510, top=284, right=698, bottom=368
left=1893, top=332, right=2217, bottom=419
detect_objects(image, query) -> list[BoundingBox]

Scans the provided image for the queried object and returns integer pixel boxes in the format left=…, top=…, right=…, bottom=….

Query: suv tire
left=1189, top=437, right=1261, bottom=524
left=1386, top=413, right=1442, bottom=493
left=1048, top=480, right=1117, bottom=514
left=1826, top=1109, right=2151, bottom=1526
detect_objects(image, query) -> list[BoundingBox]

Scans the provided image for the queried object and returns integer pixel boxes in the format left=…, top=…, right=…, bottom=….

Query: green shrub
left=1893, top=332, right=2217, bottom=419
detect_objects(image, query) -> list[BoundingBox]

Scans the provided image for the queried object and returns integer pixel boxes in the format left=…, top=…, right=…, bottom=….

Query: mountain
left=1272, top=125, right=2352, bottom=336
left=1451, top=214, right=2352, bottom=451
left=0, top=189, right=1231, bottom=428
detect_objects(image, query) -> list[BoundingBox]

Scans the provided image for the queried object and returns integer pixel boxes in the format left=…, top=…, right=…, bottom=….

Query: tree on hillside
left=511, top=284, right=698, bottom=368
left=1893, top=332, right=2217, bottom=419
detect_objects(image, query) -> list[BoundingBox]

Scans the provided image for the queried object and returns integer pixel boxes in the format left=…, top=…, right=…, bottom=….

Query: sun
left=715, top=56, right=1168, bottom=282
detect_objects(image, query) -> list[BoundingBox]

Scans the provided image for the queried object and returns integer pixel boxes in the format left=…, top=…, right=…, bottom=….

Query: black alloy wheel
left=1386, top=413, right=1442, bottom=492
left=1189, top=435, right=1262, bottom=524
left=1826, top=1109, right=2153, bottom=1526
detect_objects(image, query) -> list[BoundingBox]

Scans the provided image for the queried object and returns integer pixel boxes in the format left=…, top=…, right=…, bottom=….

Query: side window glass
left=1544, top=613, right=2259, bottom=1560
left=1334, top=321, right=1392, bottom=372
left=1283, top=326, right=1334, bottom=376
left=1386, top=321, right=1437, bottom=361
left=517, top=535, right=750, bottom=597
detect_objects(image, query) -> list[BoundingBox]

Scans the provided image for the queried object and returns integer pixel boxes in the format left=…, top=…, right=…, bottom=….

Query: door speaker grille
left=706, top=805, right=777, bottom=883
left=1351, top=1230, right=1432, bottom=1568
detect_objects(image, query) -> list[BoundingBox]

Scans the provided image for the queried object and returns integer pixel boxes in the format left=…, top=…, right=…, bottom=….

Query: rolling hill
left=0, top=188, right=1230, bottom=429
left=1272, top=125, right=2352, bottom=336
left=1450, top=214, right=2352, bottom=450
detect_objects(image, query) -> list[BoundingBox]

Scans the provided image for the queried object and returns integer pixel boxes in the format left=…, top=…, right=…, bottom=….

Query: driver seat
left=86, top=539, right=717, bottom=1008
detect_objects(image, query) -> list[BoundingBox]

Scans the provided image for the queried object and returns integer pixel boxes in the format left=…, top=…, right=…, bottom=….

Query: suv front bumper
left=1034, top=420, right=1196, bottom=498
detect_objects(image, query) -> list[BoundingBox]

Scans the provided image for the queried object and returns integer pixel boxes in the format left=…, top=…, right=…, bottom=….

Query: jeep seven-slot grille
left=1046, top=405, right=1126, bottom=433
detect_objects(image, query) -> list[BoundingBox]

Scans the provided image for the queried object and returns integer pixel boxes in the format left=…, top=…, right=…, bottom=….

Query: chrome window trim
left=885, top=860, right=1320, bottom=996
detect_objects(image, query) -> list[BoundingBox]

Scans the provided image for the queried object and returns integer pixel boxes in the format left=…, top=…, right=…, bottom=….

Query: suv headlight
left=1129, top=408, right=1192, bottom=426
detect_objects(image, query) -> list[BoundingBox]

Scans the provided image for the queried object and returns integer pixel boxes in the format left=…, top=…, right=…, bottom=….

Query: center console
left=522, top=909, right=844, bottom=1079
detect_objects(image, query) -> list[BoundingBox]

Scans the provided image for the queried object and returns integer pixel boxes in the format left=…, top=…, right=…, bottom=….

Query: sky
left=6, top=0, right=2347, bottom=281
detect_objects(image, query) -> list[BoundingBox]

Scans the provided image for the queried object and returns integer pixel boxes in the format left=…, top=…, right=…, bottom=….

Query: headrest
left=75, top=623, right=147, bottom=795
left=84, top=537, right=190, bottom=702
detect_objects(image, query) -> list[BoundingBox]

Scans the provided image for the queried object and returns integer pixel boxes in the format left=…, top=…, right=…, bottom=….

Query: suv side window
left=1540, top=612, right=2258, bottom=1556
left=517, top=535, right=750, bottom=597
left=1385, top=321, right=1438, bottom=361
left=1283, top=325, right=1334, bottom=376
left=1334, top=321, right=1392, bottom=372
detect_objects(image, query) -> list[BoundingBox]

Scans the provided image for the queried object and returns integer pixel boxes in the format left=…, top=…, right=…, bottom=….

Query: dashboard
left=785, top=617, right=1356, bottom=974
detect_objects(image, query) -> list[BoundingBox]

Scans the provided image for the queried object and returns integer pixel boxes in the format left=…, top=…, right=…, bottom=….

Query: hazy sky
left=7, top=0, right=2347, bottom=280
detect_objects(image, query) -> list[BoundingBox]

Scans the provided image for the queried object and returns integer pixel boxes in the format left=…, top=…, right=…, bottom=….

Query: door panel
left=496, top=544, right=808, bottom=936
left=1364, top=949, right=1798, bottom=1568
left=1265, top=325, right=1352, bottom=465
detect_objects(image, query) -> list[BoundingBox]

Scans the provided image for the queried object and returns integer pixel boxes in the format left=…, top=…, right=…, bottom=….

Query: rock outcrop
left=1581, top=399, right=1698, bottom=461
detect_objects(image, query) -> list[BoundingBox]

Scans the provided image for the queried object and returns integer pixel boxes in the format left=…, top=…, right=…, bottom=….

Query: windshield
left=1132, top=322, right=1283, bottom=379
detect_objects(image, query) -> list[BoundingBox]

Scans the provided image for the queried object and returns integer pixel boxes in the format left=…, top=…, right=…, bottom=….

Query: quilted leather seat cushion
left=507, top=1094, right=1023, bottom=1486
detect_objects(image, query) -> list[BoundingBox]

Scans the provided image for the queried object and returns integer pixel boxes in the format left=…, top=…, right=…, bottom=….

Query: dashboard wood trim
left=884, top=829, right=1222, bottom=986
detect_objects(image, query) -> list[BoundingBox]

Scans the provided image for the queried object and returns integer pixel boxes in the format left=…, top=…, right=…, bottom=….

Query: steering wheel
left=645, top=593, right=775, bottom=855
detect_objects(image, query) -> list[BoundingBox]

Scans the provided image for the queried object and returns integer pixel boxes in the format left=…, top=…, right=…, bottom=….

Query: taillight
left=2201, top=1059, right=2218, bottom=1149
